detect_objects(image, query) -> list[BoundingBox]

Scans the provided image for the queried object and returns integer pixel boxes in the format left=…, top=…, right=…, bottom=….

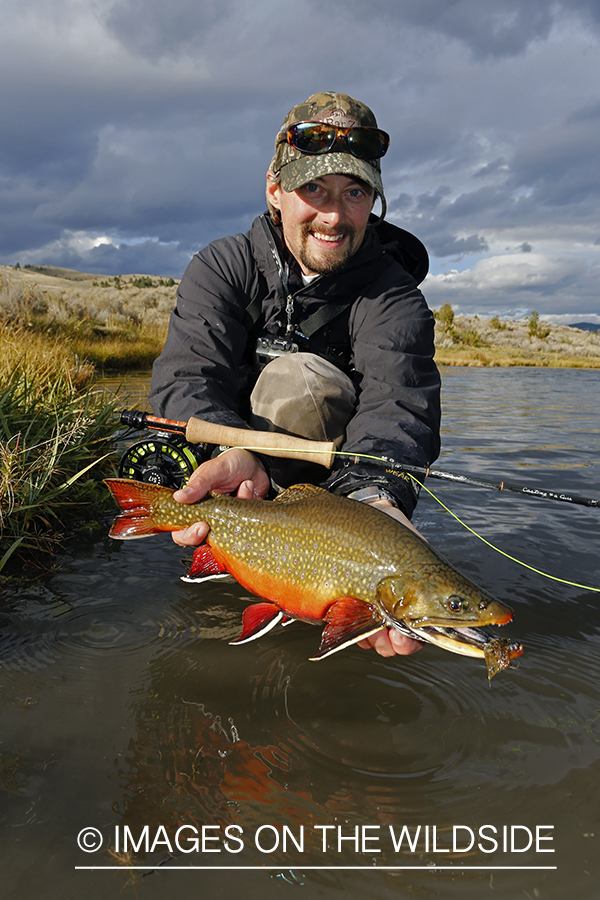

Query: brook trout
left=104, top=480, right=522, bottom=677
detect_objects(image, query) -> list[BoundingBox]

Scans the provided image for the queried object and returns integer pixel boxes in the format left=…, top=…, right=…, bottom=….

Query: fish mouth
left=387, top=618, right=523, bottom=678
left=406, top=624, right=521, bottom=657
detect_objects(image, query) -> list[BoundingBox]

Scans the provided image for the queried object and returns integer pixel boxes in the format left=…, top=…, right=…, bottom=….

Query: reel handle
left=185, top=418, right=336, bottom=469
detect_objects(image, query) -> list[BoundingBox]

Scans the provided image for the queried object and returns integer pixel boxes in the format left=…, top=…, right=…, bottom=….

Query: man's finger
left=171, top=521, right=210, bottom=547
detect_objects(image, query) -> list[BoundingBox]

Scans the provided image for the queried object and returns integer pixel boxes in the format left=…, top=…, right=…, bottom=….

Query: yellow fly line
left=410, top=474, right=600, bottom=593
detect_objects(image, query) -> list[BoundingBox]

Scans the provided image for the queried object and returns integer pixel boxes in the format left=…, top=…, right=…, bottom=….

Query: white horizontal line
left=75, top=865, right=558, bottom=871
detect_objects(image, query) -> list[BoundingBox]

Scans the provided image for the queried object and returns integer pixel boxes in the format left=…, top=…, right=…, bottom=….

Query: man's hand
left=169, top=448, right=270, bottom=547
left=364, top=495, right=424, bottom=537
left=357, top=628, right=423, bottom=657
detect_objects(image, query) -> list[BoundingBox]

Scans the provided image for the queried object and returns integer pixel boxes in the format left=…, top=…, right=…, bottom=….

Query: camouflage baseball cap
left=272, top=91, right=386, bottom=209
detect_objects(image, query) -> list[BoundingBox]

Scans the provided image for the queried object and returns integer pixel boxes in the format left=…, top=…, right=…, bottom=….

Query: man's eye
left=305, top=183, right=320, bottom=193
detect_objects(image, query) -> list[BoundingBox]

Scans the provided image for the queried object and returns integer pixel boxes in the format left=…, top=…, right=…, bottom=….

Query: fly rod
left=119, top=410, right=600, bottom=510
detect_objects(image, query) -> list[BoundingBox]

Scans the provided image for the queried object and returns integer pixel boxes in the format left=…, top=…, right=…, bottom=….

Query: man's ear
left=265, top=170, right=282, bottom=211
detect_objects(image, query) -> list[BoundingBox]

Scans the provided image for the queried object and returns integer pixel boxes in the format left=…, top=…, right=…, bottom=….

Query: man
left=149, top=91, right=441, bottom=657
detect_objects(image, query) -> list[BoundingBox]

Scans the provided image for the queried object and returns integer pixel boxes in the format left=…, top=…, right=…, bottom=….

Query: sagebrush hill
left=2, top=265, right=600, bottom=369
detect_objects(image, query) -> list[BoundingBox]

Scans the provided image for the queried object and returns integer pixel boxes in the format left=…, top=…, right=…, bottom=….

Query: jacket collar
left=249, top=213, right=428, bottom=298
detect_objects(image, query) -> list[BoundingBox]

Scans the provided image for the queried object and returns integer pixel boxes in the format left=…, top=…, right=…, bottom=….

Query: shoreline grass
left=0, top=321, right=121, bottom=576
left=435, top=346, right=600, bottom=368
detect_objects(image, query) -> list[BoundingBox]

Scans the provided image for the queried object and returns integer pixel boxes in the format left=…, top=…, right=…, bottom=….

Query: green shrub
left=527, top=310, right=551, bottom=340
left=435, top=302, right=455, bottom=326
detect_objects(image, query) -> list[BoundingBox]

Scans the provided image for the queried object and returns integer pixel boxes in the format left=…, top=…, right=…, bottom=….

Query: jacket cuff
left=322, top=463, right=422, bottom=519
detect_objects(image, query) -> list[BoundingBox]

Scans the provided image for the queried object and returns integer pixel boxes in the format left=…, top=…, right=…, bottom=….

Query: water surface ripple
left=1, top=367, right=599, bottom=900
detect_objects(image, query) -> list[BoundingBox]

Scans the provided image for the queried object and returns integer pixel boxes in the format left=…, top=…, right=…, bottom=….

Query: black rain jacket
left=149, top=214, right=441, bottom=516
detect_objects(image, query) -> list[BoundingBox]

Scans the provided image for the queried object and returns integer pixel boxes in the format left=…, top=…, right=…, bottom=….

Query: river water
left=1, top=366, right=599, bottom=899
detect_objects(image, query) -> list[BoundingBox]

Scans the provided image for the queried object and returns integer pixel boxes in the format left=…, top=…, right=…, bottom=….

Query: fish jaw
left=399, top=623, right=524, bottom=679
left=375, top=565, right=521, bottom=677
left=375, top=565, right=514, bottom=630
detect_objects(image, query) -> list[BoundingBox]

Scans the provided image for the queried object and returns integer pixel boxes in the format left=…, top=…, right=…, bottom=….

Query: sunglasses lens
left=289, top=123, right=335, bottom=154
left=285, top=123, right=390, bottom=160
left=347, top=128, right=389, bottom=160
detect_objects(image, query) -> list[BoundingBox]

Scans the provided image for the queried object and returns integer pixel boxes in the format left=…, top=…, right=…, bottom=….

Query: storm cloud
left=1, top=0, right=600, bottom=321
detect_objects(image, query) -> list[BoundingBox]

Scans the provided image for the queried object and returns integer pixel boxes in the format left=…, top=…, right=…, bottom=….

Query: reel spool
left=118, top=433, right=207, bottom=489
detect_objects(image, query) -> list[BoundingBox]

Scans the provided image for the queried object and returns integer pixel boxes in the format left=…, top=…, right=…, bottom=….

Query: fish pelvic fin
left=186, top=544, right=229, bottom=579
left=104, top=478, right=173, bottom=539
left=310, top=597, right=384, bottom=661
left=230, top=602, right=284, bottom=645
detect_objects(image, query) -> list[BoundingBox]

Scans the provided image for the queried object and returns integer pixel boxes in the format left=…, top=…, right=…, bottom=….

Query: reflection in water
left=1, top=367, right=600, bottom=899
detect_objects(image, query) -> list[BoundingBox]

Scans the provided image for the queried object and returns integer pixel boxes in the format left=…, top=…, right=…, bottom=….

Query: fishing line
left=406, top=473, right=600, bottom=594
left=226, top=444, right=600, bottom=594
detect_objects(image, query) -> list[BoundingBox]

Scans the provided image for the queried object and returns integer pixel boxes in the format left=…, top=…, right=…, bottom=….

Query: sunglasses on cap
left=277, top=122, right=390, bottom=161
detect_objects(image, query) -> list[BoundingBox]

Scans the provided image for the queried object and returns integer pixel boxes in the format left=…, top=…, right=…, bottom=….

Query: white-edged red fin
left=281, top=616, right=295, bottom=626
left=229, top=603, right=283, bottom=645
left=181, top=573, right=233, bottom=584
left=104, top=478, right=172, bottom=539
left=310, top=597, right=383, bottom=661
left=186, top=544, right=229, bottom=578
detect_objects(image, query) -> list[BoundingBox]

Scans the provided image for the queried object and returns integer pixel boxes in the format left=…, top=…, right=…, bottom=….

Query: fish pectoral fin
left=310, top=597, right=384, bottom=661
left=185, top=544, right=229, bottom=579
left=230, top=602, right=283, bottom=645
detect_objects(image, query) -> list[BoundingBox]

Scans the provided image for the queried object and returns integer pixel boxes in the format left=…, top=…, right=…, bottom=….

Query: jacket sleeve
left=148, top=235, right=259, bottom=428
left=325, top=265, right=441, bottom=517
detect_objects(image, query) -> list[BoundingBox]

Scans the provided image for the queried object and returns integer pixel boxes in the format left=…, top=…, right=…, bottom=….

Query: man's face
left=267, top=173, right=375, bottom=276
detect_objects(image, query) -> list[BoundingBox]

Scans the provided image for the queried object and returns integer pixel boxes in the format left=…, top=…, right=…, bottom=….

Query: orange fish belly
left=207, top=539, right=348, bottom=623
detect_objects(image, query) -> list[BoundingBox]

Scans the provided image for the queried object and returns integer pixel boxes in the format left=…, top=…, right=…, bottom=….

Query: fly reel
left=118, top=433, right=207, bottom=489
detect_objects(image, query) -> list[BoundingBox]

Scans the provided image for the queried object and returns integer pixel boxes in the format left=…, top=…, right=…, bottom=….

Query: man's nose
left=318, top=198, right=344, bottom=226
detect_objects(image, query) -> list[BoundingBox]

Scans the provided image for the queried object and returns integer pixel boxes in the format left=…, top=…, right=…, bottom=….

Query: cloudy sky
left=2, top=0, right=600, bottom=321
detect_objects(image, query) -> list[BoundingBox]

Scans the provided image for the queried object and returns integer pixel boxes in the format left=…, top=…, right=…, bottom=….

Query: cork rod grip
left=185, top=418, right=336, bottom=468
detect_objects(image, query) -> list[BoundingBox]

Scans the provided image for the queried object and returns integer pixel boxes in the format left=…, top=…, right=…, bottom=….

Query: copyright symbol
left=77, top=827, right=103, bottom=852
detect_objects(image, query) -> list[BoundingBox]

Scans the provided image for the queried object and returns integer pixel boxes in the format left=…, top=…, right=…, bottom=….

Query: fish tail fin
left=104, top=478, right=174, bottom=539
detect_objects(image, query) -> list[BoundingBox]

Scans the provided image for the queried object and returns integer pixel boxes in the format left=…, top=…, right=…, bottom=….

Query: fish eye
left=446, top=595, right=468, bottom=613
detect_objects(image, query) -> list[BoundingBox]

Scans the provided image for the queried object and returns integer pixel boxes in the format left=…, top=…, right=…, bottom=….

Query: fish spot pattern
left=106, top=480, right=519, bottom=670
left=147, top=484, right=506, bottom=629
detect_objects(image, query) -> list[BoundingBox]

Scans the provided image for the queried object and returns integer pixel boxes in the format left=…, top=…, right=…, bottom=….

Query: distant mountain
left=568, top=322, right=600, bottom=333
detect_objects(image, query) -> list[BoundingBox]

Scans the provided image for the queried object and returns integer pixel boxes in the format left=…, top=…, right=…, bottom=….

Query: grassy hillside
left=433, top=303, right=600, bottom=368
left=2, top=264, right=600, bottom=370
left=0, top=265, right=176, bottom=370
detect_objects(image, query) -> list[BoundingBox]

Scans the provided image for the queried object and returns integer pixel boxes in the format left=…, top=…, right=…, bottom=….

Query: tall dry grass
left=0, top=321, right=120, bottom=574
left=0, top=268, right=172, bottom=370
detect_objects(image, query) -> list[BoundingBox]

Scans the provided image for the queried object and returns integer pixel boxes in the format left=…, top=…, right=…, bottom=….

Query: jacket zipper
left=259, top=214, right=320, bottom=341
